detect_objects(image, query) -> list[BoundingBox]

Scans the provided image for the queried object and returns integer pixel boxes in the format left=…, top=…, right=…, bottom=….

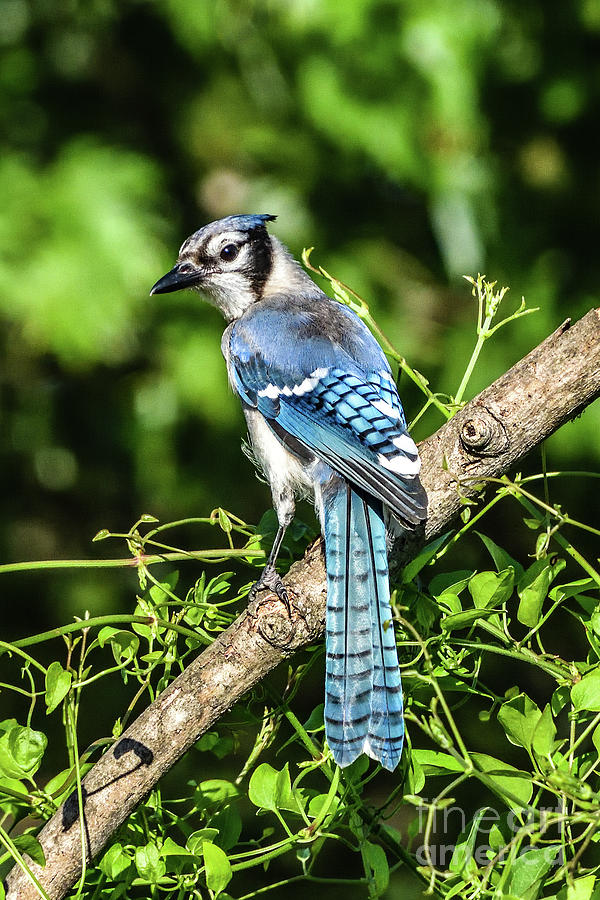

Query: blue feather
left=322, top=480, right=404, bottom=770
left=220, top=213, right=277, bottom=232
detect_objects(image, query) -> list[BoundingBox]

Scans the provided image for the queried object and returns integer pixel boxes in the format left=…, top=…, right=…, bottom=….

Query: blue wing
left=227, top=295, right=426, bottom=526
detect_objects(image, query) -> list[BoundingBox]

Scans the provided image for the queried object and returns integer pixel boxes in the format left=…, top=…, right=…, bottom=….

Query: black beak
left=150, top=263, right=203, bottom=295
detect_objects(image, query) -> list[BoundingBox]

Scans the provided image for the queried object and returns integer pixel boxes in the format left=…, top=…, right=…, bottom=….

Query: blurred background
left=2, top=1, right=600, bottom=895
left=2, top=0, right=600, bottom=625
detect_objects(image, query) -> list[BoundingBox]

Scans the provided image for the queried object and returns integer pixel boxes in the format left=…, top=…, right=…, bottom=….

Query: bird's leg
left=250, top=523, right=290, bottom=615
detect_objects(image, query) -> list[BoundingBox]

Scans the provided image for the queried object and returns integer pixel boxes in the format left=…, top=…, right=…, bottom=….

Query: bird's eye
left=220, top=244, right=239, bottom=262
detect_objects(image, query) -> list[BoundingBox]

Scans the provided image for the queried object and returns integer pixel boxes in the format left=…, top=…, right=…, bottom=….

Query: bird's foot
left=249, top=564, right=291, bottom=617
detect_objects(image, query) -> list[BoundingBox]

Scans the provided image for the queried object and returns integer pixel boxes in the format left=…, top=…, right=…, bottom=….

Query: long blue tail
left=322, top=479, right=404, bottom=771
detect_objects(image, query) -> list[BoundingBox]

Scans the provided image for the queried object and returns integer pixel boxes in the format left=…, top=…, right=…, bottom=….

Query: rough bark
left=5, top=309, right=600, bottom=900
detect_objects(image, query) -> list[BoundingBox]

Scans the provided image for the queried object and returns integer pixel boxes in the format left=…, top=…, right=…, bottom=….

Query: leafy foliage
left=2, top=0, right=600, bottom=640
left=1, top=277, right=600, bottom=899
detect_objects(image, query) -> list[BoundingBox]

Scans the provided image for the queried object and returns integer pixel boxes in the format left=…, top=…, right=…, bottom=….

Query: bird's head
left=150, top=214, right=279, bottom=320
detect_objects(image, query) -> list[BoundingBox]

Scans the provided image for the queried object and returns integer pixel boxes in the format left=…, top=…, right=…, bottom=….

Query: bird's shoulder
left=228, top=292, right=389, bottom=378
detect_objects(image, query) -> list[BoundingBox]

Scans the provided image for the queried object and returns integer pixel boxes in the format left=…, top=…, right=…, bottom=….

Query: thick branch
left=6, top=309, right=600, bottom=900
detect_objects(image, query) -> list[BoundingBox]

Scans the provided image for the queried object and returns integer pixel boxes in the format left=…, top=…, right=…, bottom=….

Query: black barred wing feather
left=232, top=356, right=427, bottom=527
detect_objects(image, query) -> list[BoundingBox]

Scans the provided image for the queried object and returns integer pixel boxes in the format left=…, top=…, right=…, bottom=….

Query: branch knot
left=460, top=407, right=509, bottom=457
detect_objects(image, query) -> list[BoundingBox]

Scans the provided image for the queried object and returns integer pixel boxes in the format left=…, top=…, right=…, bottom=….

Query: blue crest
left=219, top=214, right=277, bottom=232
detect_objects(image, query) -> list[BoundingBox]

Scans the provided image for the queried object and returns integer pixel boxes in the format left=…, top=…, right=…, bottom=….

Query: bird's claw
left=249, top=564, right=291, bottom=617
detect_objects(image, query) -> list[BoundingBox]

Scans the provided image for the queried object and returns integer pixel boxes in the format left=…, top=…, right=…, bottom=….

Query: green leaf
left=476, top=533, right=524, bottom=579
left=204, top=572, right=233, bottom=598
left=248, top=763, right=280, bottom=811
left=436, top=592, right=462, bottom=614
left=411, top=750, right=464, bottom=775
left=362, top=842, right=389, bottom=896
left=517, top=557, right=566, bottom=626
left=303, top=704, right=324, bottom=732
left=343, top=754, right=370, bottom=780
left=195, top=732, right=234, bottom=759
left=97, top=626, right=119, bottom=647
left=11, top=834, right=46, bottom=868
left=429, top=570, right=473, bottom=597
left=549, top=578, right=596, bottom=605
left=134, top=843, right=166, bottom=882
left=187, top=829, right=219, bottom=854
left=592, top=723, right=600, bottom=754
left=572, top=670, right=600, bottom=711
left=471, top=753, right=533, bottom=805
left=203, top=841, right=232, bottom=896
left=407, top=753, right=425, bottom=794
left=160, top=837, right=193, bottom=857
left=195, top=779, right=239, bottom=808
left=211, top=803, right=243, bottom=851
left=449, top=808, right=490, bottom=876
left=308, top=792, right=341, bottom=820
left=468, top=568, right=514, bottom=608
left=45, top=661, right=72, bottom=714
left=111, top=631, right=139, bottom=663
left=97, top=628, right=139, bottom=662
left=498, top=694, right=541, bottom=750
left=248, top=763, right=301, bottom=814
left=401, top=532, right=452, bottom=583
left=551, top=684, right=571, bottom=716
left=196, top=732, right=219, bottom=752
left=441, top=607, right=500, bottom=632
left=532, top=704, right=557, bottom=756
left=217, top=508, right=233, bottom=534
left=561, top=875, right=596, bottom=900
left=506, top=845, right=560, bottom=900
left=99, top=842, right=131, bottom=880
left=445, top=881, right=471, bottom=900
left=0, top=722, right=47, bottom=779
left=0, top=775, right=28, bottom=814
left=149, top=570, right=179, bottom=603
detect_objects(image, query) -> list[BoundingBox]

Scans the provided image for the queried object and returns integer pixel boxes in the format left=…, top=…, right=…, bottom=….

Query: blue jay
left=151, top=215, right=427, bottom=771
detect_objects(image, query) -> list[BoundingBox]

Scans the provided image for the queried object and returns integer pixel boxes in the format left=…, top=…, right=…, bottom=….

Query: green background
left=2, top=1, right=600, bottom=896
left=2, top=0, right=599, bottom=667
left=2, top=0, right=599, bottom=622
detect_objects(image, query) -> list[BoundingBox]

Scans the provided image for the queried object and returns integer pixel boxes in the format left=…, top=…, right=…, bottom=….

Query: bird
left=150, top=214, right=427, bottom=771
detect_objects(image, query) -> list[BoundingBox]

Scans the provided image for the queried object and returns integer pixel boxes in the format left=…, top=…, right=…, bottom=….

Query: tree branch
left=5, top=309, right=600, bottom=900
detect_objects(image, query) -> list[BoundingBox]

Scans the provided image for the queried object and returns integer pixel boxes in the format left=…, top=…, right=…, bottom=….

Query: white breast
left=244, top=407, right=314, bottom=497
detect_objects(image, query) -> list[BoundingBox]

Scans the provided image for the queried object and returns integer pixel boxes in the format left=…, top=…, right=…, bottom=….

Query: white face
left=179, top=229, right=251, bottom=269
left=176, top=226, right=273, bottom=320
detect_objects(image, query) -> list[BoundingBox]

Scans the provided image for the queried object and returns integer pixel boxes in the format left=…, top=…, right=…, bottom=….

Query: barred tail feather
left=322, top=479, right=404, bottom=771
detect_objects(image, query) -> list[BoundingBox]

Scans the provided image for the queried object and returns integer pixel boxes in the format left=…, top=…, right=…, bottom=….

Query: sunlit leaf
left=134, top=842, right=166, bottom=882
left=469, top=568, right=514, bottom=608
left=498, top=694, right=541, bottom=750
left=0, top=722, right=47, bottom=780
left=402, top=533, right=453, bottom=582
left=45, top=661, right=72, bottom=714
left=506, top=845, right=560, bottom=900
left=471, top=753, right=533, bottom=805
left=476, top=533, right=524, bottom=579
left=572, top=670, right=600, bottom=711
left=362, top=842, right=389, bottom=896
left=517, top=557, right=566, bottom=626
left=202, top=841, right=232, bottom=896
left=532, top=704, right=557, bottom=756
left=99, top=842, right=131, bottom=880
left=11, top=834, right=46, bottom=868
